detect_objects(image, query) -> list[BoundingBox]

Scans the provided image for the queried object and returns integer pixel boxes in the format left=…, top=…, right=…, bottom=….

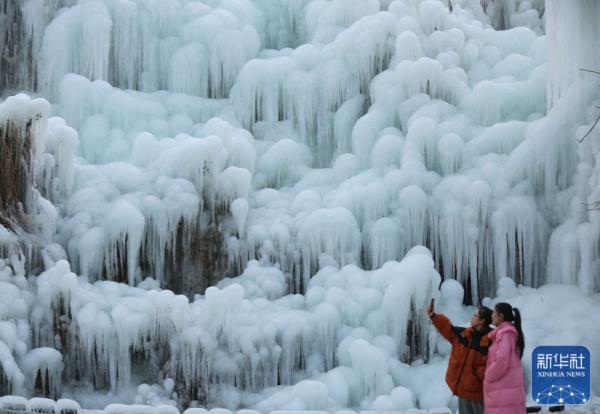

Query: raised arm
left=430, top=313, right=457, bottom=344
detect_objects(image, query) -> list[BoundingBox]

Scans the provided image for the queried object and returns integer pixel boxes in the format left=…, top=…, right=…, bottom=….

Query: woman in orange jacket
left=427, top=302, right=492, bottom=414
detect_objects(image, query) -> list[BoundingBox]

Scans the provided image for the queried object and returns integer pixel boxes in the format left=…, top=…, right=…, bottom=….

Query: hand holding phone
left=427, top=298, right=435, bottom=316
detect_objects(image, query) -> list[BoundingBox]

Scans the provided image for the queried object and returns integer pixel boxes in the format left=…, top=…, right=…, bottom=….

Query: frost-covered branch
left=578, top=108, right=600, bottom=143
left=579, top=68, right=600, bottom=76
left=586, top=201, right=600, bottom=211
left=576, top=69, right=600, bottom=143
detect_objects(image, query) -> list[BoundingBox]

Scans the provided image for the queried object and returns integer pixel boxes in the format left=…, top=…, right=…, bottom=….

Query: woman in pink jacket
left=483, top=302, right=526, bottom=414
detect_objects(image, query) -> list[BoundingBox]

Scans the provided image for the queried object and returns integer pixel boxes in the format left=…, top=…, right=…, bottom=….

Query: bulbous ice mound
left=1, top=0, right=600, bottom=411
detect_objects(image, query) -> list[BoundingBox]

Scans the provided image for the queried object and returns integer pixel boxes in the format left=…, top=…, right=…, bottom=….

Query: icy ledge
left=1, top=396, right=600, bottom=414
left=1, top=252, right=599, bottom=411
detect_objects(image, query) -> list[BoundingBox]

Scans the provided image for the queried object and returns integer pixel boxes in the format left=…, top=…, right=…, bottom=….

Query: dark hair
left=495, top=302, right=525, bottom=358
left=478, top=306, right=492, bottom=327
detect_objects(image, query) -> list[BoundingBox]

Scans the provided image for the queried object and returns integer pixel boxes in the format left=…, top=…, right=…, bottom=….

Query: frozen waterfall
left=0, top=0, right=599, bottom=411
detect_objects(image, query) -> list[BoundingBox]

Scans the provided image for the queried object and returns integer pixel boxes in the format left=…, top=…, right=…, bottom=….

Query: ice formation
left=0, top=0, right=599, bottom=412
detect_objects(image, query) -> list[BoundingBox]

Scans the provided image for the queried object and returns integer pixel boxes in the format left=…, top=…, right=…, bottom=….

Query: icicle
left=491, top=196, right=549, bottom=289
left=38, top=2, right=112, bottom=97
left=547, top=221, right=579, bottom=286
left=437, top=133, right=464, bottom=175
left=396, top=186, right=429, bottom=249
left=103, top=200, right=145, bottom=285
left=232, top=57, right=296, bottom=128
left=348, top=339, right=390, bottom=399
left=366, top=217, right=403, bottom=270
left=351, top=110, right=391, bottom=167
left=0, top=341, right=26, bottom=396
left=381, top=249, right=439, bottom=361
left=255, top=139, right=312, bottom=189
left=370, top=132, right=404, bottom=171
left=23, top=348, right=63, bottom=398
left=217, top=167, right=251, bottom=211
left=39, top=118, right=79, bottom=203
left=417, top=0, right=450, bottom=35
left=546, top=0, right=600, bottom=109
left=297, top=208, right=361, bottom=292
left=405, top=116, right=439, bottom=171
left=312, top=303, right=340, bottom=372
left=168, top=44, right=209, bottom=97
left=393, top=31, right=424, bottom=64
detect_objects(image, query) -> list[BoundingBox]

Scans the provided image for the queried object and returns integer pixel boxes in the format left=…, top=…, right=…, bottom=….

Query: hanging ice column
left=546, top=0, right=600, bottom=108
left=544, top=0, right=600, bottom=293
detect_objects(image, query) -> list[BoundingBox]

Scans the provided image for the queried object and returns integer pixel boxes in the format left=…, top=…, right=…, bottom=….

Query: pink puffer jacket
left=483, top=321, right=526, bottom=414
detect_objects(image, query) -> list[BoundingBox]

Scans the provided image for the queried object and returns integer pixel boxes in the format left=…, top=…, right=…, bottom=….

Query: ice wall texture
left=546, top=0, right=600, bottom=109
left=0, top=251, right=442, bottom=409
left=542, top=0, right=600, bottom=293
left=0, top=256, right=598, bottom=410
left=1, top=0, right=600, bottom=410
left=480, top=0, right=544, bottom=31
left=1, top=0, right=554, bottom=302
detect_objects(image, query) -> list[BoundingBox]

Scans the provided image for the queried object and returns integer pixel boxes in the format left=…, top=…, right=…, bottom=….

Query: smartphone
left=430, top=298, right=435, bottom=308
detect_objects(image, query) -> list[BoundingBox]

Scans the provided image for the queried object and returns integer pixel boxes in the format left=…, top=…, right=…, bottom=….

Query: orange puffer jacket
left=431, top=313, right=491, bottom=401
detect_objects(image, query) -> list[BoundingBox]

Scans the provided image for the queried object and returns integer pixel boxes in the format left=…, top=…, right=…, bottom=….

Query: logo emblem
left=532, top=345, right=591, bottom=405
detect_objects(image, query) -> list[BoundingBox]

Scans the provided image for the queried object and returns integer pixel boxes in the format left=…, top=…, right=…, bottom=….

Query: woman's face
left=492, top=308, right=503, bottom=326
left=470, top=311, right=481, bottom=328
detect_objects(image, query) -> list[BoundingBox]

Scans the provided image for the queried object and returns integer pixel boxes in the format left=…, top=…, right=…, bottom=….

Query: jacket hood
left=489, top=321, right=517, bottom=341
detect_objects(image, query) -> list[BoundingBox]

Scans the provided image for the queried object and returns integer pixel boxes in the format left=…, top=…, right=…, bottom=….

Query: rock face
left=1, top=1, right=35, bottom=92
left=0, top=104, right=48, bottom=216
left=0, top=95, right=50, bottom=273
left=0, top=117, right=35, bottom=228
